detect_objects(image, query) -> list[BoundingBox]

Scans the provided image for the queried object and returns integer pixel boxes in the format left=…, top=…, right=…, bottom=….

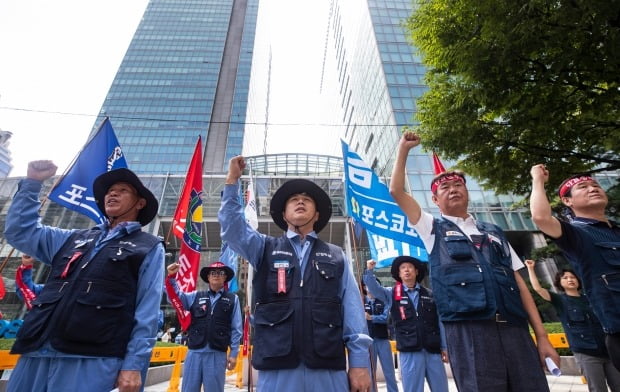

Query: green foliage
left=406, top=0, right=620, bottom=195
left=530, top=243, right=561, bottom=260
left=0, top=339, right=14, bottom=350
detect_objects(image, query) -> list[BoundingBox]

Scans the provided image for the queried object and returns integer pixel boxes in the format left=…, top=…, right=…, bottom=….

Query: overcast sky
left=0, top=0, right=335, bottom=177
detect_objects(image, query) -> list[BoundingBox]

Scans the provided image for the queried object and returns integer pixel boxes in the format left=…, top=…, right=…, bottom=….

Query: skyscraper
left=0, top=129, right=13, bottom=178
left=93, top=0, right=258, bottom=174
left=320, top=0, right=539, bottom=239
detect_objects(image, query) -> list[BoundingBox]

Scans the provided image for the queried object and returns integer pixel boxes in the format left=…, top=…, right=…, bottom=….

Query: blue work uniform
left=218, top=181, right=371, bottom=391
left=364, top=295, right=398, bottom=392
left=165, top=278, right=242, bottom=392
left=3, top=178, right=164, bottom=392
left=549, top=292, right=620, bottom=392
left=364, top=270, right=448, bottom=392
left=415, top=211, right=549, bottom=392
left=553, top=217, right=620, bottom=370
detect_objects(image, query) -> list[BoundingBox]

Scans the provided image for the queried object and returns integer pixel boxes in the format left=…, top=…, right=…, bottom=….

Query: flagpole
left=0, top=116, right=111, bottom=275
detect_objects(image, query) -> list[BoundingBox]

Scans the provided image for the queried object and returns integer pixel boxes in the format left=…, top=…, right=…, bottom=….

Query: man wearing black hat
left=3, top=160, right=165, bottom=392
left=165, top=261, right=242, bottom=392
left=364, top=258, right=448, bottom=392
left=218, top=156, right=371, bottom=392
left=389, top=133, right=558, bottom=392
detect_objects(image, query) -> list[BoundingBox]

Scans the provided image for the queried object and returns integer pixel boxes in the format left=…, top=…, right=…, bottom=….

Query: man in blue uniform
left=218, top=156, right=372, bottom=392
left=4, top=160, right=165, bottom=392
left=530, top=164, right=620, bottom=370
left=166, top=261, right=242, bottom=392
left=364, top=258, right=448, bottom=392
left=362, top=279, right=398, bottom=392
left=390, top=133, right=558, bottom=392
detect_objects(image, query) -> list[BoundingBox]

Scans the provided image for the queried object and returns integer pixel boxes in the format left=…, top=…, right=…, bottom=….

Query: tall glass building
left=0, top=129, right=13, bottom=178
left=319, top=0, right=540, bottom=247
left=92, top=0, right=259, bottom=174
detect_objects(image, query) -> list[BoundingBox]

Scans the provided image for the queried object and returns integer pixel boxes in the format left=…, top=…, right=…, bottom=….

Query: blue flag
left=48, top=118, right=128, bottom=224
left=367, top=227, right=428, bottom=268
left=341, top=140, right=428, bottom=263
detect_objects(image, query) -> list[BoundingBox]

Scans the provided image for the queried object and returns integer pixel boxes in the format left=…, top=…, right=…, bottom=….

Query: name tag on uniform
left=445, top=231, right=461, bottom=236
left=274, top=261, right=289, bottom=294
left=400, top=299, right=408, bottom=305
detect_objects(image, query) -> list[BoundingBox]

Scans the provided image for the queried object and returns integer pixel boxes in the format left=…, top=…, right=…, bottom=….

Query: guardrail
left=0, top=333, right=572, bottom=390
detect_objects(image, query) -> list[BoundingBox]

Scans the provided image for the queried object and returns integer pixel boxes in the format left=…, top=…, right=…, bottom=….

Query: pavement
left=144, top=373, right=589, bottom=391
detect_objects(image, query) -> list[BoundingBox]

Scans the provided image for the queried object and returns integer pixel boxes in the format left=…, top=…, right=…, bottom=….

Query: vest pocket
left=61, top=291, right=126, bottom=344
left=491, top=266, right=528, bottom=320
left=444, top=236, right=473, bottom=260
left=311, top=301, right=344, bottom=358
left=15, top=282, right=64, bottom=341
left=440, top=264, right=487, bottom=313
left=254, top=302, right=294, bottom=358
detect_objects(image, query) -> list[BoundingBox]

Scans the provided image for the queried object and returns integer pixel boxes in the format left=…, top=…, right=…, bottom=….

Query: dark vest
left=11, top=228, right=160, bottom=357
left=365, top=298, right=389, bottom=339
left=429, top=218, right=528, bottom=327
left=565, top=219, right=620, bottom=334
left=556, top=294, right=607, bottom=357
left=187, top=290, right=235, bottom=351
left=252, top=235, right=346, bottom=370
left=390, top=285, right=441, bottom=353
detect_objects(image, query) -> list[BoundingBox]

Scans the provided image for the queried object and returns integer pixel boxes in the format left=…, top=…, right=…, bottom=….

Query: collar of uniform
left=102, top=221, right=142, bottom=238
left=286, top=230, right=318, bottom=241
left=403, top=283, right=420, bottom=292
left=573, top=216, right=618, bottom=228
left=441, top=213, right=476, bottom=227
left=208, top=288, right=225, bottom=296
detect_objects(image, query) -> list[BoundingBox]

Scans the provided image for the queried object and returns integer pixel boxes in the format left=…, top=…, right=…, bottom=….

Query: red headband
left=559, top=176, right=595, bottom=197
left=431, top=174, right=465, bottom=193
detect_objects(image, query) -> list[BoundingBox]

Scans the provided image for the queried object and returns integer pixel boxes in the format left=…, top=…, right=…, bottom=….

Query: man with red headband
left=390, top=132, right=558, bottom=392
left=530, top=164, right=620, bottom=371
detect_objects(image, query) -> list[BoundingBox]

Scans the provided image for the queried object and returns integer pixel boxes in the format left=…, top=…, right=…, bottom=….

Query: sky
left=0, top=0, right=336, bottom=177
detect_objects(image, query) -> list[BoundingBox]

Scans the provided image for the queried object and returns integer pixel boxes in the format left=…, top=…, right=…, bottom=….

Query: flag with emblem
left=166, top=136, right=203, bottom=331
left=48, top=117, right=127, bottom=224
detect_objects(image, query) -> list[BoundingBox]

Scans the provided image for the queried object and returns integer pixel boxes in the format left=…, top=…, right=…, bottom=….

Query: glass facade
left=0, top=130, right=13, bottom=178
left=92, top=0, right=259, bottom=175
left=321, top=0, right=536, bottom=232
left=0, top=154, right=353, bottom=319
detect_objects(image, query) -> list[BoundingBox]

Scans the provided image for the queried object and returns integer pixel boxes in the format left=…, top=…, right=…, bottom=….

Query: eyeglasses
left=209, top=270, right=227, bottom=277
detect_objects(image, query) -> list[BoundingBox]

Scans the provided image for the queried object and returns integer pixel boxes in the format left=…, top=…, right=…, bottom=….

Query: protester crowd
left=3, top=131, right=619, bottom=392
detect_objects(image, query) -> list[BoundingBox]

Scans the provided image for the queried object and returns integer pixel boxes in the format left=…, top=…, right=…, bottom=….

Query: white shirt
left=415, top=211, right=524, bottom=271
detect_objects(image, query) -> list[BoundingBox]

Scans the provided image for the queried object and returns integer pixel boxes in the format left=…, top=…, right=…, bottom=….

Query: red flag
left=432, top=152, right=446, bottom=175
left=0, top=273, right=5, bottom=300
left=169, top=136, right=203, bottom=330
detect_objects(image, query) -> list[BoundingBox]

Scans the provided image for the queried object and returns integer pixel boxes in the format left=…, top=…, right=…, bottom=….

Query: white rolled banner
left=545, top=357, right=561, bottom=377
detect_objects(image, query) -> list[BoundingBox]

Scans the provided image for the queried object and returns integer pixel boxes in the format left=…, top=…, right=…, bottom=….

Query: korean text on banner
left=48, top=117, right=128, bottom=224
left=341, top=140, right=427, bottom=262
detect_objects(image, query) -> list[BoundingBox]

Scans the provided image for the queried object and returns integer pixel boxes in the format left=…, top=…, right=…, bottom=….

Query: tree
left=406, top=0, right=620, bottom=195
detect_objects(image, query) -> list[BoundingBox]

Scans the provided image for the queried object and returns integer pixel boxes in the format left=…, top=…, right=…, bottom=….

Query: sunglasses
left=209, top=270, right=227, bottom=277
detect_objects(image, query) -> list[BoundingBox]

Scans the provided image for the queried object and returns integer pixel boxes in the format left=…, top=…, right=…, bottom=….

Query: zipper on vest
left=86, top=281, right=93, bottom=293
left=59, top=282, right=69, bottom=292
left=300, top=279, right=303, bottom=287
left=602, top=274, right=608, bottom=285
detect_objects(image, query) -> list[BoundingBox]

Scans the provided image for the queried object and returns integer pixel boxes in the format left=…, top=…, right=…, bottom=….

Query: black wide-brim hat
left=93, top=168, right=159, bottom=226
left=269, top=179, right=332, bottom=233
left=200, top=261, right=235, bottom=283
left=390, top=256, right=427, bottom=283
